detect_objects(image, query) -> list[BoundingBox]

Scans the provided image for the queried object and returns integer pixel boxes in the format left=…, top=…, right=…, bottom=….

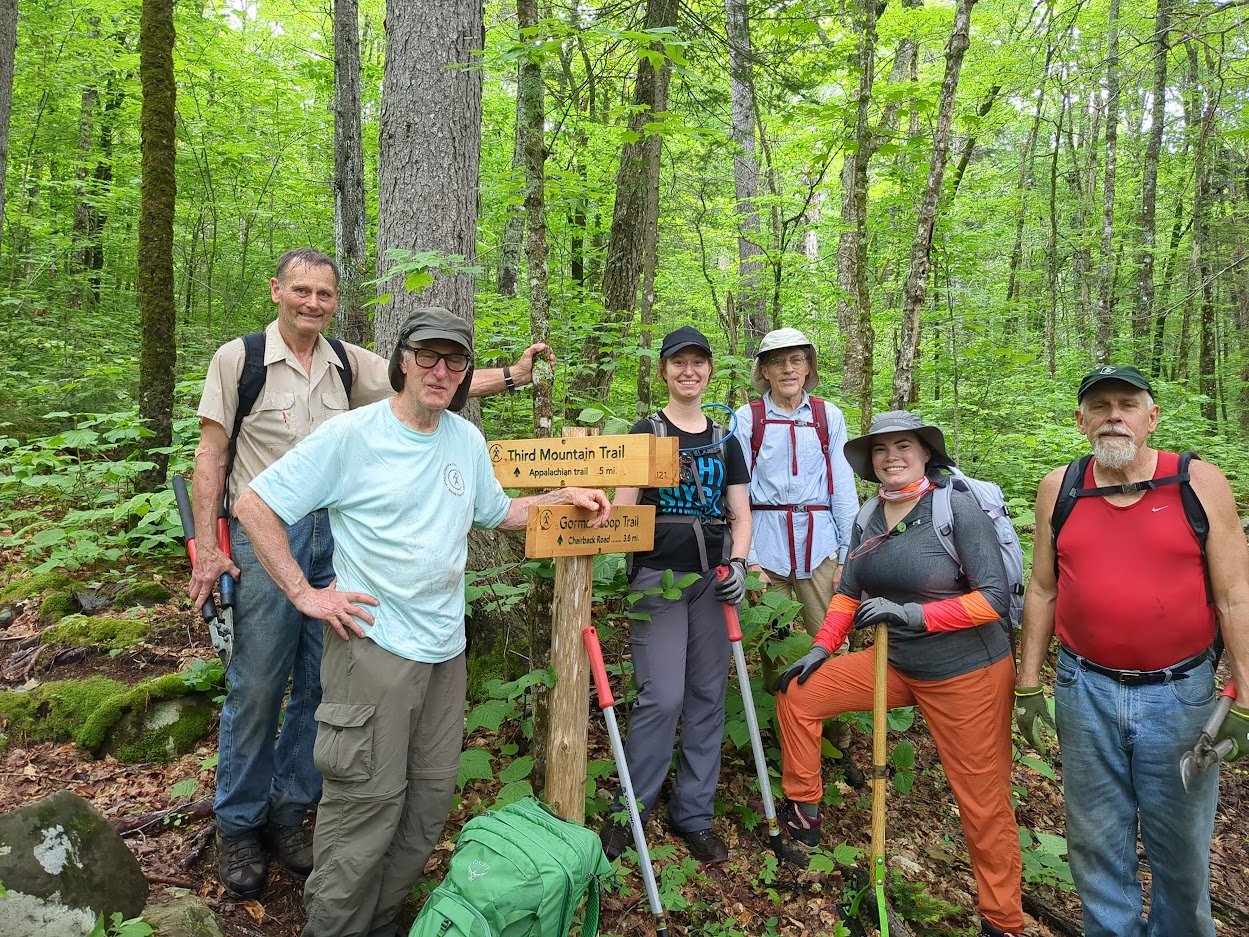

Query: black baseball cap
left=659, top=326, right=712, bottom=358
left=1077, top=365, right=1153, bottom=401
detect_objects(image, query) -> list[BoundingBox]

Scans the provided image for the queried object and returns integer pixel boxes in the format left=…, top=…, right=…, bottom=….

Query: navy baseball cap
left=659, top=326, right=712, bottom=358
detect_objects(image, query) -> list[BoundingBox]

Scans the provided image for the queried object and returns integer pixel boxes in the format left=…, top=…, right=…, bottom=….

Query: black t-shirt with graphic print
left=630, top=412, right=750, bottom=573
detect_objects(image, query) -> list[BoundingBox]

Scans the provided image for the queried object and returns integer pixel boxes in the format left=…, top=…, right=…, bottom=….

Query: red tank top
left=1054, top=450, right=1214, bottom=670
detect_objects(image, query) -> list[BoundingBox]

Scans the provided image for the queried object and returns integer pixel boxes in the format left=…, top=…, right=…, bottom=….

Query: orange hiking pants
left=776, top=651, right=1023, bottom=933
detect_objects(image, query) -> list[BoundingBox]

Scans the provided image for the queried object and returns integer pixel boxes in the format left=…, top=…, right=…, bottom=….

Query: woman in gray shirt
left=773, top=411, right=1024, bottom=937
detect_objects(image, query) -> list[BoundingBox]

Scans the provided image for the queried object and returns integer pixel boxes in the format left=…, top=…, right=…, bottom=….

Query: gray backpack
left=854, top=466, right=1024, bottom=631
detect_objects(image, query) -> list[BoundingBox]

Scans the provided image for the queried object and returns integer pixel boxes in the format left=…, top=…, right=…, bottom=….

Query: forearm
left=921, top=591, right=1005, bottom=632
left=468, top=367, right=512, bottom=398
left=1016, top=586, right=1057, bottom=686
left=1216, top=593, right=1249, bottom=703
left=191, top=441, right=228, bottom=551
left=234, top=488, right=310, bottom=603
left=499, top=487, right=607, bottom=531
left=815, top=593, right=860, bottom=651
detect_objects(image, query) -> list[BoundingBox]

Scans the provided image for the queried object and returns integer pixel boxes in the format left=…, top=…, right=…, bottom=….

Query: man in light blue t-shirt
left=234, top=306, right=610, bottom=937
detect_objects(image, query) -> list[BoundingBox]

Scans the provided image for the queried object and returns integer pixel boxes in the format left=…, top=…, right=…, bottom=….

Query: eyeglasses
left=763, top=353, right=808, bottom=369
left=406, top=346, right=472, bottom=372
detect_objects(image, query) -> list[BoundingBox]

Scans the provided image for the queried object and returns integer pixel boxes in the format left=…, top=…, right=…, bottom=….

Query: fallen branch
left=114, top=796, right=213, bottom=834
left=1022, top=892, right=1082, bottom=937
left=145, top=872, right=199, bottom=889
left=178, top=822, right=217, bottom=872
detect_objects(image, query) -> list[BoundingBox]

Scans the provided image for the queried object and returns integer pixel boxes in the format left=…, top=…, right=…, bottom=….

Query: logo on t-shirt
left=659, top=453, right=727, bottom=517
left=444, top=463, right=466, bottom=497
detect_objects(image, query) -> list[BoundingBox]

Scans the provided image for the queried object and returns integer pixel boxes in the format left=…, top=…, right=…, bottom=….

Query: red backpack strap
left=749, top=397, right=766, bottom=470
left=809, top=396, right=834, bottom=494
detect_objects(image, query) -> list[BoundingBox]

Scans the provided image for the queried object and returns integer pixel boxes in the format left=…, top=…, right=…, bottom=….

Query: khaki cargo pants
left=302, top=629, right=466, bottom=937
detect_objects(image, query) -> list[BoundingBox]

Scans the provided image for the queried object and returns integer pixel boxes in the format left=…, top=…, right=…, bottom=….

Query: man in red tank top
left=1014, top=365, right=1249, bottom=937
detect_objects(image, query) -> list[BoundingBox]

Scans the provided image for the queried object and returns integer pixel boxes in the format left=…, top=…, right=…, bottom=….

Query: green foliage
left=38, top=590, right=78, bottom=623
left=0, top=676, right=127, bottom=747
left=1018, top=827, right=1075, bottom=891
left=43, top=614, right=151, bottom=650
left=885, top=876, right=960, bottom=925
left=90, top=912, right=153, bottom=937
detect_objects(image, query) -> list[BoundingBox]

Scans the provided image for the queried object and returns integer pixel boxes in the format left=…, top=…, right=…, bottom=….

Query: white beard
left=1093, top=433, right=1137, bottom=469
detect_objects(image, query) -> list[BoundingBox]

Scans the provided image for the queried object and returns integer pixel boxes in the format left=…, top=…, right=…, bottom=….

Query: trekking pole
left=581, top=625, right=669, bottom=937
left=870, top=622, right=890, bottom=937
left=715, top=565, right=806, bottom=866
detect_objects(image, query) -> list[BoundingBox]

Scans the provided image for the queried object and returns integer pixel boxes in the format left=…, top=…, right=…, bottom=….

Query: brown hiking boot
left=217, top=829, right=267, bottom=898
left=261, top=819, right=314, bottom=877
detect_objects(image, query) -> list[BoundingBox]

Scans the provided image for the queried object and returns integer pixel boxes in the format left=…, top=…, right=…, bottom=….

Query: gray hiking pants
left=619, top=567, right=731, bottom=832
left=302, top=630, right=465, bottom=937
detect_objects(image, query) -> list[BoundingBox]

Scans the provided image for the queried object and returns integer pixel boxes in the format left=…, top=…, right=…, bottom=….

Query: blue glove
left=853, top=596, right=924, bottom=632
left=715, top=558, right=748, bottom=605
left=775, top=645, right=831, bottom=693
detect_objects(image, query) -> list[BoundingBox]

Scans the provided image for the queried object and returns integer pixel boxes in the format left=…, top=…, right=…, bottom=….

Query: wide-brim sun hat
left=843, top=410, right=952, bottom=483
left=388, top=306, right=475, bottom=411
left=751, top=327, right=819, bottom=395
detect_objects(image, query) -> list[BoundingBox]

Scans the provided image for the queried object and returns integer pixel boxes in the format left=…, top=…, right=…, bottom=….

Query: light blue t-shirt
left=249, top=399, right=511, bottom=663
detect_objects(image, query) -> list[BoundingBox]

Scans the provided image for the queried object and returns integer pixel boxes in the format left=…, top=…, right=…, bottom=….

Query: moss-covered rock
left=43, top=614, right=151, bottom=650
left=115, top=580, right=172, bottom=606
left=0, top=677, right=127, bottom=745
left=37, top=591, right=79, bottom=624
left=79, top=671, right=217, bottom=763
left=0, top=572, right=74, bottom=603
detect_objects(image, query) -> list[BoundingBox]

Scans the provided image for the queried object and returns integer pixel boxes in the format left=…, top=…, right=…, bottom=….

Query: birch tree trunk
left=725, top=0, right=767, bottom=350
left=136, top=0, right=176, bottom=491
left=565, top=0, right=677, bottom=416
left=1094, top=0, right=1121, bottom=362
left=497, top=74, right=524, bottom=299
left=890, top=0, right=977, bottom=410
left=374, top=0, right=482, bottom=359
left=333, top=0, right=369, bottom=346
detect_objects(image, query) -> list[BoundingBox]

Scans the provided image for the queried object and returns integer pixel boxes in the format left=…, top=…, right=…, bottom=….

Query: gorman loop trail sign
left=526, top=504, right=655, bottom=558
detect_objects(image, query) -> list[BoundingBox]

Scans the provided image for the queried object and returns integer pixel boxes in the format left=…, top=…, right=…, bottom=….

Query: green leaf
left=494, top=780, right=534, bottom=807
left=169, top=778, right=198, bottom=800
left=831, top=842, right=862, bottom=865
left=890, top=740, right=916, bottom=770
left=578, top=407, right=604, bottom=423
left=466, top=699, right=511, bottom=735
left=806, top=851, right=836, bottom=873
left=457, top=749, right=494, bottom=789
left=497, top=755, right=534, bottom=783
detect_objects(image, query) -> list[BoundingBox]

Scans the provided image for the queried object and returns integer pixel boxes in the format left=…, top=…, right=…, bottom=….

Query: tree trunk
left=890, top=0, right=977, bottom=410
left=496, top=67, right=524, bottom=299
left=1133, top=0, right=1169, bottom=360
left=724, top=0, right=768, bottom=352
left=1093, top=0, right=1121, bottom=363
left=374, top=0, right=482, bottom=359
left=0, top=0, right=18, bottom=261
left=564, top=0, right=678, bottom=418
left=136, top=0, right=176, bottom=492
left=836, top=0, right=880, bottom=428
left=1045, top=97, right=1063, bottom=376
left=333, top=0, right=370, bottom=346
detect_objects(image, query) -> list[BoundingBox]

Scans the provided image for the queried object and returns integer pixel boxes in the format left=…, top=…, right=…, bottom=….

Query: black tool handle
left=172, top=475, right=218, bottom=621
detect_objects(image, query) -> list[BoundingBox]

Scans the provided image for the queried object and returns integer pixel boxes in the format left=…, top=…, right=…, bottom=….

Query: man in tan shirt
left=189, top=247, right=548, bottom=898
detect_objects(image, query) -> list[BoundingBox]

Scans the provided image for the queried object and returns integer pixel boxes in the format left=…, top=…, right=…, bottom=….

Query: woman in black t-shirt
left=599, top=326, right=751, bottom=865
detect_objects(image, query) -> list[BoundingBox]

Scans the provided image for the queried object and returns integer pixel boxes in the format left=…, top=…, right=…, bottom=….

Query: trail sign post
left=493, top=427, right=675, bottom=822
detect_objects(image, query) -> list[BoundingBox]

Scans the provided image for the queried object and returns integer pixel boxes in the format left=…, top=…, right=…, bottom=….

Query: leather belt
left=750, top=503, right=829, bottom=575
left=1060, top=647, right=1211, bottom=686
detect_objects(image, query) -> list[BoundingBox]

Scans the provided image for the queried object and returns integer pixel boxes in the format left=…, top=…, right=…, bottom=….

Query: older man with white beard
left=1014, top=365, right=1249, bottom=937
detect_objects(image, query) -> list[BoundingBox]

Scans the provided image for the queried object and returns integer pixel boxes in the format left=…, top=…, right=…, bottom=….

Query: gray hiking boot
left=217, top=829, right=267, bottom=898
left=261, top=818, right=314, bottom=877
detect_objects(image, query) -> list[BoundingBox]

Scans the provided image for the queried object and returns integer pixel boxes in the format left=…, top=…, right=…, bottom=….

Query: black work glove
left=775, top=645, right=831, bottom=693
left=715, top=558, right=748, bottom=605
left=853, top=596, right=925, bottom=632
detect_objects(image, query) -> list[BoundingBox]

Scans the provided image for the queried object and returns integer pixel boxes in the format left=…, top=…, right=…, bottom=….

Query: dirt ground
left=0, top=586, right=1245, bottom=936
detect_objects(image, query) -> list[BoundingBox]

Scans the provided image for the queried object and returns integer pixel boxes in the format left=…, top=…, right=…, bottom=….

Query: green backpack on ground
left=408, top=797, right=612, bottom=937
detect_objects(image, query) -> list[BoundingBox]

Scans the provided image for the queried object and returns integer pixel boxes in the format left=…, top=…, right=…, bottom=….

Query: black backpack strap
left=225, top=332, right=269, bottom=511
left=325, top=336, right=354, bottom=401
left=1049, top=455, right=1091, bottom=566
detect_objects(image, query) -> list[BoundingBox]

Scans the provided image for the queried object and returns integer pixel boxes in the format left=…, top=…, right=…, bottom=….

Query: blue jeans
left=214, top=511, right=335, bottom=837
left=1055, top=647, right=1217, bottom=937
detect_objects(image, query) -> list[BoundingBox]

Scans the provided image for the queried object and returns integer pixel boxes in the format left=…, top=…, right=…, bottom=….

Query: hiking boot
left=679, top=827, right=728, bottom=864
left=599, top=819, right=634, bottom=861
left=779, top=799, right=822, bottom=848
left=980, top=919, right=1023, bottom=937
left=216, top=829, right=267, bottom=898
left=261, top=818, right=314, bottom=877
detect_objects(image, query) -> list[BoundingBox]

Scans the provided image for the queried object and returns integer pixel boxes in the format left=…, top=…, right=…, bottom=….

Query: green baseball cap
left=1077, top=365, right=1153, bottom=401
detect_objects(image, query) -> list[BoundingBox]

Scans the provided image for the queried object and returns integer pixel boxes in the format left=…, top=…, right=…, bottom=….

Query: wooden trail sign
left=525, top=504, right=655, bottom=558
left=490, top=434, right=678, bottom=489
